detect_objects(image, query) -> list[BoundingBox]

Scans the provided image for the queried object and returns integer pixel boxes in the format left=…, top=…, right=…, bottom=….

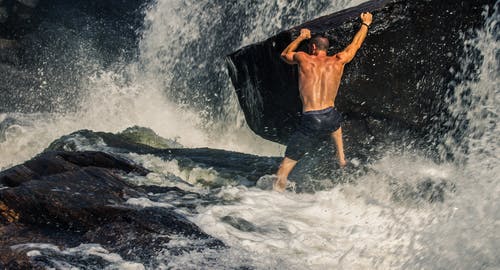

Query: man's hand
left=281, top=28, right=310, bottom=64
left=336, top=12, right=372, bottom=64
left=299, top=28, right=311, bottom=39
left=360, top=12, right=373, bottom=26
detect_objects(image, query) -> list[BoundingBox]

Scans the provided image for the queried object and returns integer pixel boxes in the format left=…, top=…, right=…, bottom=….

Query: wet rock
left=0, top=151, right=148, bottom=187
left=390, top=178, right=456, bottom=204
left=48, top=129, right=282, bottom=185
left=227, top=0, right=492, bottom=144
left=118, top=125, right=183, bottom=149
left=46, top=129, right=160, bottom=154
left=221, top=215, right=261, bottom=233
left=16, top=0, right=39, bottom=8
left=0, top=151, right=225, bottom=267
left=0, top=224, right=82, bottom=269
left=160, top=148, right=280, bottom=184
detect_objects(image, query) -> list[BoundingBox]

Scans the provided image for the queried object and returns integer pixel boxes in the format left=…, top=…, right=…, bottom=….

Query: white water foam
left=191, top=153, right=447, bottom=270
left=118, top=149, right=458, bottom=269
left=11, top=243, right=146, bottom=270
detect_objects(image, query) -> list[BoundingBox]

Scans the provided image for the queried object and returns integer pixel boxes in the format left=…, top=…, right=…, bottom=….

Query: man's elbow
left=280, top=54, right=293, bottom=64
left=280, top=53, right=290, bottom=62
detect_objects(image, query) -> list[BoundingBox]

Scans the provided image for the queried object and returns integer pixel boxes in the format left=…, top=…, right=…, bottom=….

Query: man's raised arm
left=336, top=12, right=373, bottom=64
left=280, top=28, right=311, bottom=65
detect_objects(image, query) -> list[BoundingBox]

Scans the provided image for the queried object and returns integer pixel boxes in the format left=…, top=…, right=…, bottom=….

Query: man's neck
left=313, top=50, right=327, bottom=56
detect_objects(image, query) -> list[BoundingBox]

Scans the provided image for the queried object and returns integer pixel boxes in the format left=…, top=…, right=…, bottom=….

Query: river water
left=0, top=0, right=498, bottom=269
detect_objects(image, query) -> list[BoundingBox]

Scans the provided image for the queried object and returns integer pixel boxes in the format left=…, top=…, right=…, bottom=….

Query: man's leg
left=331, top=128, right=347, bottom=167
left=273, top=157, right=298, bottom=192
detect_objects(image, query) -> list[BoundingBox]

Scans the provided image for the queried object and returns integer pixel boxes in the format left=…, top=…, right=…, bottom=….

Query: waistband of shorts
left=302, top=106, right=334, bottom=115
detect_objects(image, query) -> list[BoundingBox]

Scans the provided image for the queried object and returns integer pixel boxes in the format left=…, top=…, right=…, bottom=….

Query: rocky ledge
left=0, top=151, right=224, bottom=269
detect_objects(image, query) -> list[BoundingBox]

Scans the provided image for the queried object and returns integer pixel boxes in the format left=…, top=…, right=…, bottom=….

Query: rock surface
left=227, top=0, right=492, bottom=144
left=0, top=151, right=224, bottom=268
left=47, top=129, right=282, bottom=186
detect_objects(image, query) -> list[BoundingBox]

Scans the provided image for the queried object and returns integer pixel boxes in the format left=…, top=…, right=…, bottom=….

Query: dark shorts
left=284, top=107, right=343, bottom=161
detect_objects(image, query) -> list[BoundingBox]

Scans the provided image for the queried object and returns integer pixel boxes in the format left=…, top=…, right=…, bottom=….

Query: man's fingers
left=300, top=28, right=311, bottom=39
left=360, top=12, right=372, bottom=22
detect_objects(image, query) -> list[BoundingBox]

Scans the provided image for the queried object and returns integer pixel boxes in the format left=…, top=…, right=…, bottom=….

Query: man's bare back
left=294, top=52, right=344, bottom=111
left=273, top=12, right=373, bottom=192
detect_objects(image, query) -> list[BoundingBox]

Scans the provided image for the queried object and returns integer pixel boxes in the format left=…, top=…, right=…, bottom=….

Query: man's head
left=308, top=35, right=329, bottom=55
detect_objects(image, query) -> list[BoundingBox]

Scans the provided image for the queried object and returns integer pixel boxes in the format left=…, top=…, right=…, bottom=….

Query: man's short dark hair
left=310, top=35, right=329, bottom=51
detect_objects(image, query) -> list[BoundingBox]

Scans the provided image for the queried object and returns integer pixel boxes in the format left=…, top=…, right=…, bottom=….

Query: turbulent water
left=1, top=0, right=499, bottom=269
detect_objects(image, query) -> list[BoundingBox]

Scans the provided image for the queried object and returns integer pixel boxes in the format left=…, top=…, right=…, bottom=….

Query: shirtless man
left=273, top=12, right=373, bottom=192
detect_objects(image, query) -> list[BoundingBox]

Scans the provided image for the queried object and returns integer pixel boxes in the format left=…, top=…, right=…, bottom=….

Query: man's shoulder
left=328, top=53, right=341, bottom=59
left=295, top=51, right=309, bottom=58
left=327, top=54, right=345, bottom=63
left=293, top=52, right=310, bottom=63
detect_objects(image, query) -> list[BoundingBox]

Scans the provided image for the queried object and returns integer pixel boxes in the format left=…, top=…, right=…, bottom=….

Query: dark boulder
left=0, top=150, right=148, bottom=188
left=227, top=0, right=492, bottom=144
left=0, top=151, right=224, bottom=268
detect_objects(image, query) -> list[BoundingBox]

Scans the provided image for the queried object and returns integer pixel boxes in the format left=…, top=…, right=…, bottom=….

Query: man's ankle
left=339, top=160, right=347, bottom=167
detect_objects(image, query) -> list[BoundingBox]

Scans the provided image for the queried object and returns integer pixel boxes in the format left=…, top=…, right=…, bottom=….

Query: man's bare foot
left=273, top=177, right=287, bottom=192
left=339, top=159, right=347, bottom=168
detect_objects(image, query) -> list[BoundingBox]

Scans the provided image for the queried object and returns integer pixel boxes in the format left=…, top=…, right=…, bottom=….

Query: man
left=273, top=12, right=373, bottom=192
